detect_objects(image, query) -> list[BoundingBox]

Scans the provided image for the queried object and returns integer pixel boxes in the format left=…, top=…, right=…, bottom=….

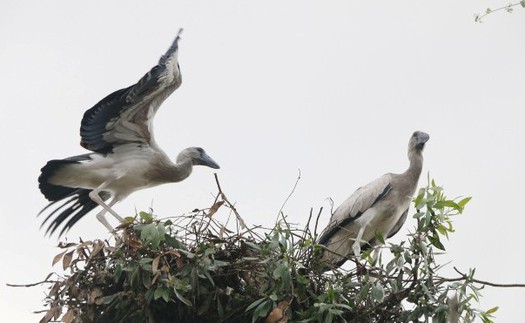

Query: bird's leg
left=352, top=226, right=367, bottom=257
left=92, top=197, right=122, bottom=233
left=89, top=191, right=123, bottom=222
left=89, top=179, right=124, bottom=223
left=94, top=208, right=114, bottom=232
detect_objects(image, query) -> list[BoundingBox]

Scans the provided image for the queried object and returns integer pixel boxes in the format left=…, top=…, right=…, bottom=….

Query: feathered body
left=318, top=131, right=429, bottom=269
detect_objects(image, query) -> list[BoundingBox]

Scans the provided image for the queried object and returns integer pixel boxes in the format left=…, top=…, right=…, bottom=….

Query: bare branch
left=276, top=169, right=302, bottom=222
left=443, top=267, right=525, bottom=288
left=6, top=280, right=55, bottom=288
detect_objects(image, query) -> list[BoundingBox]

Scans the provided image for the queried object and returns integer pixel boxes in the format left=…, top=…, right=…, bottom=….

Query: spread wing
left=80, top=29, right=183, bottom=154
left=318, top=174, right=392, bottom=245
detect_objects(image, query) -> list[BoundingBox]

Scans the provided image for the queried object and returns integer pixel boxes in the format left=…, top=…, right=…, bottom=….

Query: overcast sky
left=1, top=1, right=524, bottom=322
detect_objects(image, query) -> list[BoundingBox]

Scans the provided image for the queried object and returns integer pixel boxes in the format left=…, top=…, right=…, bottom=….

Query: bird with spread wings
left=38, top=29, right=220, bottom=236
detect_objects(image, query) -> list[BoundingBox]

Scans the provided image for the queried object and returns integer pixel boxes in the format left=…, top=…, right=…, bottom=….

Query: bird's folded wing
left=318, top=175, right=392, bottom=245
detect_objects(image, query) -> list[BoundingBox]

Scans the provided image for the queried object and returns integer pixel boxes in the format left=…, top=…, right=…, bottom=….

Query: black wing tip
left=317, top=211, right=362, bottom=246
left=159, top=29, right=184, bottom=66
left=38, top=189, right=108, bottom=238
left=370, top=183, right=392, bottom=208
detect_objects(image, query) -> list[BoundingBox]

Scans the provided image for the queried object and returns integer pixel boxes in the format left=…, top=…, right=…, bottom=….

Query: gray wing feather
left=387, top=208, right=408, bottom=239
left=318, top=174, right=392, bottom=245
left=80, top=30, right=183, bottom=154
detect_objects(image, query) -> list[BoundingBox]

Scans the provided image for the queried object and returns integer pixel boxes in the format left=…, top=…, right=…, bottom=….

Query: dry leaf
left=88, top=288, right=103, bottom=305
left=128, top=239, right=142, bottom=249
left=52, top=250, right=67, bottom=267
left=62, top=250, right=74, bottom=270
left=61, top=307, right=75, bottom=323
left=151, top=255, right=161, bottom=274
left=89, top=242, right=104, bottom=260
left=168, top=250, right=181, bottom=257
left=57, top=242, right=76, bottom=249
left=39, top=306, right=61, bottom=323
left=207, top=200, right=224, bottom=217
left=175, top=257, right=184, bottom=269
left=151, top=271, right=161, bottom=285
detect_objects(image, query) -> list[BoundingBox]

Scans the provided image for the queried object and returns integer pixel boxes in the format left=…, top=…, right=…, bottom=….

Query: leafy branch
left=475, top=1, right=525, bottom=22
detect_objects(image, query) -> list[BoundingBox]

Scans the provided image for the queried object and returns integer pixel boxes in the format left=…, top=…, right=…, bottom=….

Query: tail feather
left=38, top=155, right=109, bottom=236
left=38, top=155, right=92, bottom=201
left=39, top=189, right=110, bottom=236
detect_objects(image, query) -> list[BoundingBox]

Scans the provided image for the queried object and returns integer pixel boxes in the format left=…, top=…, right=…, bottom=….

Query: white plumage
left=318, top=131, right=429, bottom=270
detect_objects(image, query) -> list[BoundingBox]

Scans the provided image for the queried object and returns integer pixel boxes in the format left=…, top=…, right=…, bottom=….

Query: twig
left=213, top=173, right=263, bottom=240
left=475, top=1, right=525, bottom=22
left=276, top=169, right=302, bottom=222
left=439, top=267, right=525, bottom=288
left=7, top=280, right=55, bottom=288
left=313, top=207, right=323, bottom=238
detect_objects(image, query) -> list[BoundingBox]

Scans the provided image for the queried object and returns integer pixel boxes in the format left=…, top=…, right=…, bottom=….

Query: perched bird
left=318, top=131, right=429, bottom=270
left=38, top=29, right=220, bottom=236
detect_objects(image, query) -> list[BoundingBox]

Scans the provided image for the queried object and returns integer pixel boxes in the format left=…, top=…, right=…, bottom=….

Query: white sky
left=1, top=1, right=524, bottom=322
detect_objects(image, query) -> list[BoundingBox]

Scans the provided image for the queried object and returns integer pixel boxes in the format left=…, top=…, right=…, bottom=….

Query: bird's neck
left=147, top=157, right=193, bottom=184
left=167, top=159, right=193, bottom=183
left=405, top=150, right=424, bottom=181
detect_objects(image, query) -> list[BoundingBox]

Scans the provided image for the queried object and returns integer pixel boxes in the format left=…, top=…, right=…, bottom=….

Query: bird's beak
left=417, top=132, right=430, bottom=145
left=199, top=153, right=220, bottom=169
left=416, top=132, right=430, bottom=150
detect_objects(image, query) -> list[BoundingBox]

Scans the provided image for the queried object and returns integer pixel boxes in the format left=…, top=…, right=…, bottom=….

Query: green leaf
left=457, top=197, right=472, bottom=210
left=356, top=283, right=370, bottom=303
left=326, top=282, right=334, bottom=302
left=244, top=241, right=261, bottom=251
left=174, top=287, right=192, bottom=307
left=328, top=308, right=344, bottom=316
left=437, top=200, right=459, bottom=210
left=157, top=223, right=166, bottom=237
left=414, top=188, right=426, bottom=208
left=429, top=234, right=446, bottom=251
left=252, top=299, right=272, bottom=323
left=361, top=248, right=373, bottom=262
left=371, top=284, right=385, bottom=302
left=375, top=231, right=386, bottom=244
left=486, top=306, right=499, bottom=315
left=139, top=211, right=154, bottom=223
left=165, top=235, right=184, bottom=249
left=245, top=297, right=267, bottom=312
left=102, top=292, right=121, bottom=305
left=154, top=287, right=168, bottom=301
left=114, top=264, right=122, bottom=281
left=141, top=223, right=159, bottom=243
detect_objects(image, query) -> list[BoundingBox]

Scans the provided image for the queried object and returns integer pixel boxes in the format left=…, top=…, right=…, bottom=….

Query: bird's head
left=178, top=147, right=220, bottom=169
left=410, top=131, right=430, bottom=151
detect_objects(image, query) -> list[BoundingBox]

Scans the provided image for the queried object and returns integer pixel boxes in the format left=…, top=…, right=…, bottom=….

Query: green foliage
left=39, top=179, right=495, bottom=323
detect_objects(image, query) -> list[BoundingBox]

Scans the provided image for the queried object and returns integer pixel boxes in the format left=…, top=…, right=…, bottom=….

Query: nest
left=38, top=176, right=332, bottom=323
left=34, top=176, right=487, bottom=323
